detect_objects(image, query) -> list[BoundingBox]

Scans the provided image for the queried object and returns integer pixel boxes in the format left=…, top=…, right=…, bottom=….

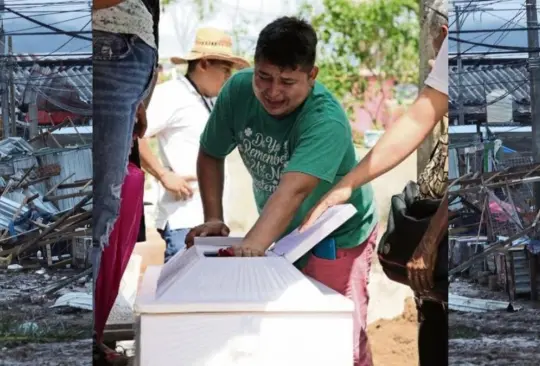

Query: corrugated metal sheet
left=10, top=56, right=92, bottom=116
left=12, top=156, right=38, bottom=173
left=0, top=137, right=34, bottom=160
left=0, top=196, right=29, bottom=233
left=496, top=247, right=540, bottom=297
left=37, top=147, right=92, bottom=212
left=3, top=189, right=59, bottom=215
left=449, top=293, right=514, bottom=313
left=510, top=248, right=531, bottom=295
left=13, top=53, right=91, bottom=63
left=449, top=62, right=530, bottom=107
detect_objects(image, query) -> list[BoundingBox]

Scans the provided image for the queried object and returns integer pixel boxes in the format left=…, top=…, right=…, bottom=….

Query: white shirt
left=93, top=0, right=156, bottom=49
left=425, top=36, right=448, bottom=96
left=146, top=75, right=229, bottom=230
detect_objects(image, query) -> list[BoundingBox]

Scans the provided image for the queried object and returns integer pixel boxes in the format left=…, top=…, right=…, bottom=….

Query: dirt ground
left=449, top=280, right=540, bottom=365
left=0, top=268, right=92, bottom=365
left=368, top=298, right=418, bottom=366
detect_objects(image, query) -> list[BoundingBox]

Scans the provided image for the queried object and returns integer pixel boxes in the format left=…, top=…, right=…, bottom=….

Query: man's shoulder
left=300, top=82, right=349, bottom=127
left=231, top=68, right=254, bottom=82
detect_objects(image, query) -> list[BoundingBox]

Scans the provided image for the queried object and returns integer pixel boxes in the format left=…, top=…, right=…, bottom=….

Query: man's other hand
left=185, top=221, right=230, bottom=248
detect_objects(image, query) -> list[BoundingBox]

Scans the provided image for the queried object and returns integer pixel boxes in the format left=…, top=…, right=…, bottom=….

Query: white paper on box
left=269, top=203, right=357, bottom=262
left=191, top=204, right=357, bottom=263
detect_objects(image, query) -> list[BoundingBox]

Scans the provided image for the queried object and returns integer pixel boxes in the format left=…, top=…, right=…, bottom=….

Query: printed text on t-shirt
left=237, top=127, right=290, bottom=193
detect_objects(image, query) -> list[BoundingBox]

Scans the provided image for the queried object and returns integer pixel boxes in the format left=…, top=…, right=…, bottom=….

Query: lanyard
left=185, top=74, right=213, bottom=113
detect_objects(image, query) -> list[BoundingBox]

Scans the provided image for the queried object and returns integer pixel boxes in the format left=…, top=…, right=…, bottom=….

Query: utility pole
left=0, top=0, right=8, bottom=139
left=527, top=0, right=540, bottom=214
left=8, top=35, right=15, bottom=137
left=455, top=5, right=465, bottom=126
left=528, top=0, right=540, bottom=302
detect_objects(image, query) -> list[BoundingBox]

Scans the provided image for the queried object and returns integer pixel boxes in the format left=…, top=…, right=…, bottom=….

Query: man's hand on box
left=232, top=242, right=266, bottom=257
left=184, top=220, right=230, bottom=248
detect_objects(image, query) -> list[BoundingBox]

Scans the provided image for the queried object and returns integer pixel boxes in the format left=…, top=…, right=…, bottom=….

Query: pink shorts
left=303, top=225, right=378, bottom=366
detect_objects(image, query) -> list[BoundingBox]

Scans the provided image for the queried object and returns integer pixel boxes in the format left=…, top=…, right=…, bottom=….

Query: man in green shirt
left=185, top=17, right=378, bottom=366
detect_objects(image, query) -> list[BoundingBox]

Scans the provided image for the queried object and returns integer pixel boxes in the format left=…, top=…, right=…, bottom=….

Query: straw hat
left=171, top=28, right=250, bottom=69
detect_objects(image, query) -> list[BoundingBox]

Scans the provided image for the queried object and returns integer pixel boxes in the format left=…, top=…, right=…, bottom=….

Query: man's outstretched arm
left=239, top=172, right=319, bottom=254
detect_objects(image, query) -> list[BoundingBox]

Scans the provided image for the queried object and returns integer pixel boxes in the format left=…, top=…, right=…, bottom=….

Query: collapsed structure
left=0, top=54, right=92, bottom=271
left=449, top=137, right=540, bottom=302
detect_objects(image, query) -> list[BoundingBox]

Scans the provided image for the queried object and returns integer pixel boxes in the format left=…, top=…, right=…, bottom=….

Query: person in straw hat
left=139, top=27, right=249, bottom=262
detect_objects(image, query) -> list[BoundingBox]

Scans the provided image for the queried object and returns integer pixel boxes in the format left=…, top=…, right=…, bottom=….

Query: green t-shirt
left=200, top=69, right=378, bottom=264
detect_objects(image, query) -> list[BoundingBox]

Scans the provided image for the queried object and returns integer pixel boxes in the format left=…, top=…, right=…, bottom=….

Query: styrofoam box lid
left=135, top=204, right=357, bottom=314
left=135, top=264, right=354, bottom=314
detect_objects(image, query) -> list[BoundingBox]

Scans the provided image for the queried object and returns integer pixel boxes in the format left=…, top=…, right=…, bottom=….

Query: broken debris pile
left=0, top=137, right=92, bottom=270
left=449, top=148, right=540, bottom=301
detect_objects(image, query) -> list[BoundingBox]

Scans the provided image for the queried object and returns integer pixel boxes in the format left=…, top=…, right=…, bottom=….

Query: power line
left=4, top=7, right=92, bottom=41
left=28, top=20, right=91, bottom=61
left=7, top=14, right=89, bottom=33
left=450, top=26, right=539, bottom=34
left=0, top=9, right=89, bottom=21
left=450, top=36, right=540, bottom=52
left=455, top=7, right=526, bottom=55
left=2, top=1, right=90, bottom=7
left=0, top=31, right=91, bottom=37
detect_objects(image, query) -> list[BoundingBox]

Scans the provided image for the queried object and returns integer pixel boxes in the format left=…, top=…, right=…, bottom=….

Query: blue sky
left=449, top=0, right=527, bottom=54
left=1, top=0, right=91, bottom=54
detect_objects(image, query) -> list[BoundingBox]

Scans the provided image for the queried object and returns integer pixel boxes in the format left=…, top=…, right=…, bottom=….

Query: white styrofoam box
left=135, top=266, right=354, bottom=366
left=134, top=204, right=358, bottom=366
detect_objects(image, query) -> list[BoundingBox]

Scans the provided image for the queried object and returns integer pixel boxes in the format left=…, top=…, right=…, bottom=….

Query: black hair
left=186, top=59, right=234, bottom=75
left=186, top=60, right=199, bottom=75
left=254, top=16, right=317, bottom=71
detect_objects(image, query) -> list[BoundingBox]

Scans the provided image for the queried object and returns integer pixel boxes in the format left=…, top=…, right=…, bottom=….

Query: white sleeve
left=425, top=36, right=448, bottom=96
left=145, top=82, right=186, bottom=137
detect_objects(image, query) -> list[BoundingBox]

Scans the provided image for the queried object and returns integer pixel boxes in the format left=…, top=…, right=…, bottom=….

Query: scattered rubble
left=449, top=146, right=540, bottom=364
left=0, top=124, right=92, bottom=365
left=0, top=267, right=92, bottom=364
left=0, top=137, right=92, bottom=271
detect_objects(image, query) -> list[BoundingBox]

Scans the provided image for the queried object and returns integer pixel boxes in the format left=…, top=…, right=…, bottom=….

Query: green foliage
left=300, top=0, right=419, bottom=115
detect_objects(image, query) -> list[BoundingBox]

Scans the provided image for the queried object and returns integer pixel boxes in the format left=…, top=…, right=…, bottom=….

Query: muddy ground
left=0, top=268, right=92, bottom=365
left=449, top=279, right=540, bottom=365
